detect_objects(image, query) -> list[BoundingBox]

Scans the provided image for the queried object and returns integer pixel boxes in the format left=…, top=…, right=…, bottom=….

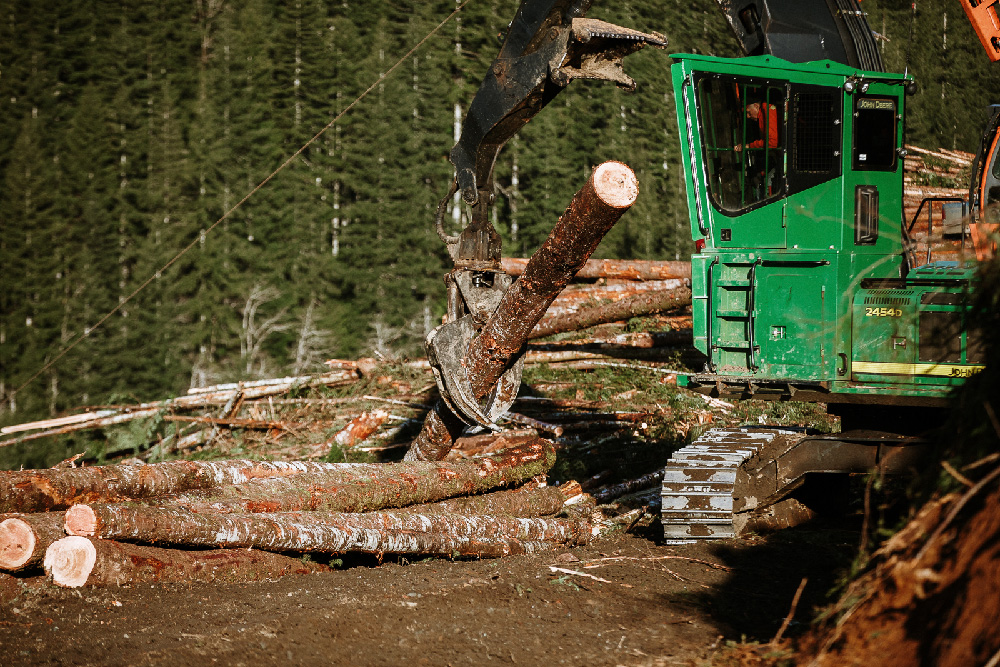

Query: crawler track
left=660, top=427, right=792, bottom=543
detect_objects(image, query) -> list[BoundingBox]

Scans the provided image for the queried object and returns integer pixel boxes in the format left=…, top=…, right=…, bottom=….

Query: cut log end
left=64, top=504, right=98, bottom=537
left=592, top=161, right=638, bottom=209
left=44, top=536, right=97, bottom=588
left=0, top=518, right=36, bottom=570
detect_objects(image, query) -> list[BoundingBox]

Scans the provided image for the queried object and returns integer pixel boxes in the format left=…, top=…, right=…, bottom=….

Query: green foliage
left=0, top=0, right=993, bottom=428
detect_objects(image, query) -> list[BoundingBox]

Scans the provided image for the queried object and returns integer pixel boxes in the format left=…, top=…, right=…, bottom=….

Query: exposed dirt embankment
left=802, top=470, right=1000, bottom=667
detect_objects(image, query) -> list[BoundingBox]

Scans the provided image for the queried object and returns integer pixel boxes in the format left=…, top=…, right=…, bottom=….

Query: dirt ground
left=0, top=520, right=858, bottom=667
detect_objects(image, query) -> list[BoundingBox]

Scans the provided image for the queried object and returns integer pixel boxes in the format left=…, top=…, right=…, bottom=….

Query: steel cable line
left=10, top=0, right=474, bottom=405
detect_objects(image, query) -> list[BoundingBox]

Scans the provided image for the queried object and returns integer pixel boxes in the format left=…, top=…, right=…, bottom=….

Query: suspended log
left=501, top=257, right=691, bottom=281
left=0, top=513, right=66, bottom=572
left=162, top=439, right=555, bottom=514
left=407, top=162, right=639, bottom=461
left=43, top=536, right=327, bottom=588
left=64, top=504, right=592, bottom=557
left=0, top=458, right=363, bottom=514
left=529, top=285, right=692, bottom=339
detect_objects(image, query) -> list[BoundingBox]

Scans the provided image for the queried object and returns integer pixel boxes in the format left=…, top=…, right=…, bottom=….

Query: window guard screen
left=696, top=76, right=786, bottom=214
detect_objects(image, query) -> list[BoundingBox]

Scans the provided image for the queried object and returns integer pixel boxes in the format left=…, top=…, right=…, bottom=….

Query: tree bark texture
left=0, top=459, right=375, bottom=514
left=464, top=161, right=638, bottom=398
left=64, top=504, right=591, bottom=557
left=407, top=162, right=638, bottom=461
left=501, top=258, right=691, bottom=281
left=529, top=285, right=692, bottom=339
left=397, top=483, right=566, bottom=518
left=528, top=330, right=692, bottom=350
left=0, top=513, right=66, bottom=572
left=43, top=536, right=327, bottom=588
left=541, top=279, right=687, bottom=318
left=163, top=439, right=555, bottom=514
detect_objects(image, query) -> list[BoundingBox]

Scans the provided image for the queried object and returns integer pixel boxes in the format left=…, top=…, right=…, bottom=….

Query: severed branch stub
left=407, top=161, right=639, bottom=461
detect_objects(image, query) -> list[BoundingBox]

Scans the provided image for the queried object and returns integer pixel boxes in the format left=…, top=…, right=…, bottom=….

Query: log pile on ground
left=0, top=438, right=596, bottom=588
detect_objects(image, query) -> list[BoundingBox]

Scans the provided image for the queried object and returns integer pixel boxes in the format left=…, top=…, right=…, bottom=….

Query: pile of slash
left=0, top=259, right=700, bottom=591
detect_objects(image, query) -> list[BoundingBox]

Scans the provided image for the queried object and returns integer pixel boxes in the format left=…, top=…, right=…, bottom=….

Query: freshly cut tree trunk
left=407, top=162, right=639, bottom=461
left=0, top=458, right=383, bottom=513
left=64, top=504, right=592, bottom=556
left=43, top=536, right=327, bottom=588
left=164, top=439, right=555, bottom=514
left=529, top=285, right=692, bottom=339
left=0, top=513, right=66, bottom=572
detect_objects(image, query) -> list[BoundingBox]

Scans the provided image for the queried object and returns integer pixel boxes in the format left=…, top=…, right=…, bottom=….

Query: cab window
left=852, top=96, right=898, bottom=171
left=696, top=76, right=786, bottom=214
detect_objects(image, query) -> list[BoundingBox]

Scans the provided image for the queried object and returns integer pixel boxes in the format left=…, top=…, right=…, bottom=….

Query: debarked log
left=529, top=284, right=692, bottom=339
left=43, top=536, right=328, bottom=588
left=163, top=439, right=555, bottom=514
left=0, top=512, right=66, bottom=572
left=0, top=459, right=371, bottom=514
left=64, top=504, right=592, bottom=557
left=406, top=161, right=639, bottom=461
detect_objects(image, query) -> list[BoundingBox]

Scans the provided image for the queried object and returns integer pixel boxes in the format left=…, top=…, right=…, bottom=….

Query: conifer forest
left=1, top=0, right=998, bottom=424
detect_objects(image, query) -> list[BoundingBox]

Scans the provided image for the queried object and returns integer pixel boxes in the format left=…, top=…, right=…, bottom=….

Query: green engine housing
left=670, top=54, right=983, bottom=406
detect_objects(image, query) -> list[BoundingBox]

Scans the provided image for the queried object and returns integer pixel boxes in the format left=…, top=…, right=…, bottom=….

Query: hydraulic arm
left=416, top=0, right=664, bottom=453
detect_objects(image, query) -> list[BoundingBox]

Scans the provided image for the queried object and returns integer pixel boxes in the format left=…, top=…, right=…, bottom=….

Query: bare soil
left=0, top=522, right=859, bottom=666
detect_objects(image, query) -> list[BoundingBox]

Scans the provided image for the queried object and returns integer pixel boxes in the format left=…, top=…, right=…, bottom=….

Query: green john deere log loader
left=662, top=52, right=994, bottom=541
left=411, top=0, right=1000, bottom=542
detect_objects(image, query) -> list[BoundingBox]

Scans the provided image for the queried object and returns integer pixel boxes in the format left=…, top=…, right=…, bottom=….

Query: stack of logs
left=0, top=436, right=594, bottom=588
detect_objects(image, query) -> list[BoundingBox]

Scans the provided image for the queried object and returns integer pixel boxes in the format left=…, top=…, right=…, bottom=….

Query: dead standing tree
left=240, top=284, right=291, bottom=376
left=406, top=161, right=640, bottom=461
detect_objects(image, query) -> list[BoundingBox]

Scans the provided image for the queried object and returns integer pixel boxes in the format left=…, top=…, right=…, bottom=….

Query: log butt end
left=592, top=161, right=638, bottom=209
left=44, top=536, right=97, bottom=588
left=0, top=518, right=35, bottom=570
left=64, top=504, right=98, bottom=537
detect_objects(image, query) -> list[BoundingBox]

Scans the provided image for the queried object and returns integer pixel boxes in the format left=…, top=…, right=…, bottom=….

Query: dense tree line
left=1, top=0, right=996, bottom=424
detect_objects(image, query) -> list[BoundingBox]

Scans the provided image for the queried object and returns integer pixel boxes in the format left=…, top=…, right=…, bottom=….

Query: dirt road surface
left=0, top=523, right=856, bottom=666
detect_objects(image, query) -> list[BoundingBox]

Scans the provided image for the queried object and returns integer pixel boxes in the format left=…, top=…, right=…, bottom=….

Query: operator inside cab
left=737, top=102, right=779, bottom=152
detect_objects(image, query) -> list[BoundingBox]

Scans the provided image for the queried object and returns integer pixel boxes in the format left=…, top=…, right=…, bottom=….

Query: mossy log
left=168, top=439, right=555, bottom=514
left=64, top=504, right=591, bottom=557
left=0, top=513, right=66, bottom=572
left=44, top=536, right=328, bottom=588
left=397, top=483, right=566, bottom=517
left=0, top=459, right=362, bottom=514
